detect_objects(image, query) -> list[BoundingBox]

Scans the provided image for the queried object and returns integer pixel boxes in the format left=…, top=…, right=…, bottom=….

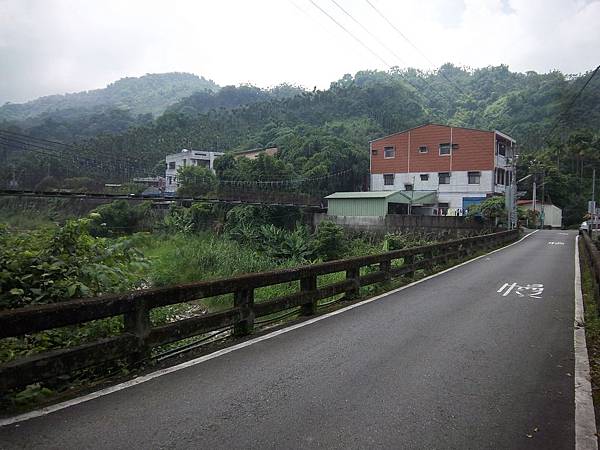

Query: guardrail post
left=380, top=259, right=391, bottom=281
left=124, top=298, right=151, bottom=363
left=300, top=275, right=318, bottom=315
left=234, top=288, right=255, bottom=336
left=404, top=254, right=414, bottom=266
left=345, top=266, right=360, bottom=300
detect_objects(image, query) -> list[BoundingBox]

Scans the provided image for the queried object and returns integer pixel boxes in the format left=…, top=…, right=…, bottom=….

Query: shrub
left=88, top=200, right=152, bottom=236
left=313, top=220, right=347, bottom=260
left=0, top=219, right=148, bottom=309
left=258, top=223, right=314, bottom=262
left=467, top=196, right=506, bottom=224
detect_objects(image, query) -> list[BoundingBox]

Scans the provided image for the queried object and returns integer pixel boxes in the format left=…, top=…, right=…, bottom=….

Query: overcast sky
left=0, top=0, right=599, bottom=104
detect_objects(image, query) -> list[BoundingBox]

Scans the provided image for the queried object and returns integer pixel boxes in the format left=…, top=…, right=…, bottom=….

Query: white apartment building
left=165, top=149, right=224, bottom=193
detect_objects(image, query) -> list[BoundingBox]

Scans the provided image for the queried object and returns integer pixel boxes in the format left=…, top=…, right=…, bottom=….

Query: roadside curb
left=574, top=235, right=598, bottom=450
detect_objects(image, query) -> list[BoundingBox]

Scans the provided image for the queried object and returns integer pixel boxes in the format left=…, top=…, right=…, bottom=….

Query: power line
left=329, top=0, right=407, bottom=67
left=546, top=64, right=600, bottom=142
left=0, top=131, right=158, bottom=168
left=0, top=129, right=159, bottom=165
left=364, top=0, right=468, bottom=98
left=306, top=0, right=455, bottom=119
left=308, top=0, right=391, bottom=67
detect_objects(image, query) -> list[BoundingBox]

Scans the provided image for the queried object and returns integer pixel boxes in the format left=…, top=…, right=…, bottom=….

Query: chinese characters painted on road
left=497, top=282, right=544, bottom=299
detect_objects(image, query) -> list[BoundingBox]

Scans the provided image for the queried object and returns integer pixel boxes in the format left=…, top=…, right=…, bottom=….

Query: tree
left=467, top=196, right=506, bottom=226
left=177, top=166, right=217, bottom=197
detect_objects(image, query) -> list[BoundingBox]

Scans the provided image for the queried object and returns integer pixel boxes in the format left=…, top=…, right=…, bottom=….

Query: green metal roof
left=325, top=190, right=437, bottom=216
left=325, top=191, right=401, bottom=199
left=325, top=190, right=437, bottom=204
left=393, top=191, right=438, bottom=205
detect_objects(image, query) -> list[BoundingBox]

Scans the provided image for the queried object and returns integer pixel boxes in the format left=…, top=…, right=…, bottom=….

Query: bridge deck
left=0, top=230, right=579, bottom=449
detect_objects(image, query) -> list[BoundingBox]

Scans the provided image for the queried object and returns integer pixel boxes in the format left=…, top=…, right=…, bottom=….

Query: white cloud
left=0, top=0, right=598, bottom=104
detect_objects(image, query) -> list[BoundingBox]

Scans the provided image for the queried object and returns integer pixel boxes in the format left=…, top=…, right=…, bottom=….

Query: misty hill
left=0, top=72, right=219, bottom=122
left=82, top=64, right=600, bottom=154
left=2, top=64, right=599, bottom=225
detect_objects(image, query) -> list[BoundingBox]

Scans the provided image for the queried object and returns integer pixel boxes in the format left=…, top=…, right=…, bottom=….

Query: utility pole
left=593, top=168, right=596, bottom=230
left=540, top=171, right=545, bottom=229
left=532, top=178, right=537, bottom=228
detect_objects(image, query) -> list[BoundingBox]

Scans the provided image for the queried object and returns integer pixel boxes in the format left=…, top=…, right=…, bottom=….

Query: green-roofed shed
left=325, top=191, right=437, bottom=217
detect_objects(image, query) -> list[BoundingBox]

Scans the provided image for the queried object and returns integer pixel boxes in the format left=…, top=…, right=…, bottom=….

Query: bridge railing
left=0, top=229, right=518, bottom=391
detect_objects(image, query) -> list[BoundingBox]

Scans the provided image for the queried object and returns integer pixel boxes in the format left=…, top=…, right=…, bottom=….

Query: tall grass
left=140, top=232, right=283, bottom=286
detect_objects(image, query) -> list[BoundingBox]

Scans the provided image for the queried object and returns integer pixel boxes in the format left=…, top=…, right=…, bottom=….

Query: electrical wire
left=305, top=1, right=453, bottom=121
left=0, top=129, right=158, bottom=165
left=330, top=0, right=407, bottom=67
left=364, top=0, right=468, bottom=98
left=308, top=0, right=391, bottom=67
left=546, top=64, right=600, bottom=142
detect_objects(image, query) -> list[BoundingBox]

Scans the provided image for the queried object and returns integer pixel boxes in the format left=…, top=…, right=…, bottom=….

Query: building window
left=420, top=174, right=429, bottom=181
left=404, top=184, right=413, bottom=191
left=384, top=146, right=395, bottom=158
left=439, top=143, right=451, bottom=155
left=418, top=145, right=428, bottom=153
left=497, top=142, right=506, bottom=156
left=371, top=149, right=378, bottom=155
left=468, top=171, right=481, bottom=184
left=384, top=174, right=395, bottom=186
left=496, top=168, right=505, bottom=185
left=168, top=161, right=176, bottom=169
left=438, top=172, right=451, bottom=184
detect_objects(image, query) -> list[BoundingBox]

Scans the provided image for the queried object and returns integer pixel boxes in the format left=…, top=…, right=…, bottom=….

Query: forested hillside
left=0, top=72, right=218, bottom=124
left=1, top=64, right=599, bottom=225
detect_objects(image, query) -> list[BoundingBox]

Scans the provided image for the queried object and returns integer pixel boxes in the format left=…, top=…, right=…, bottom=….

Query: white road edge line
left=574, top=235, right=598, bottom=450
left=0, top=229, right=539, bottom=428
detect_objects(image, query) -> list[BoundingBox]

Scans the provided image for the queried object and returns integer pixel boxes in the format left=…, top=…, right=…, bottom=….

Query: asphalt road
left=1, top=230, right=578, bottom=449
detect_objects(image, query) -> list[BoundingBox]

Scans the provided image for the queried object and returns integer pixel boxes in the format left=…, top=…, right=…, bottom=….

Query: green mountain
left=0, top=72, right=219, bottom=122
left=1, top=65, right=599, bottom=225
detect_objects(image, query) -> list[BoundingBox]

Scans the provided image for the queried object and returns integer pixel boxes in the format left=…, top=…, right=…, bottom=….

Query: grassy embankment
left=578, top=238, right=600, bottom=427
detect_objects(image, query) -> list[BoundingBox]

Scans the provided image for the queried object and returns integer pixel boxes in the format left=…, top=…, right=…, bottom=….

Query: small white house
left=518, top=200, right=562, bottom=228
left=165, top=149, right=224, bottom=193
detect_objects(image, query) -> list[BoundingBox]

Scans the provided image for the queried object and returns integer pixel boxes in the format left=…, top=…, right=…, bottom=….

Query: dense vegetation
left=1, top=65, right=599, bottom=225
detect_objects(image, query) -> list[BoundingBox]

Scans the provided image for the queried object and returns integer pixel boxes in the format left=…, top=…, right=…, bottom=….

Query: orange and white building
left=369, top=124, right=516, bottom=210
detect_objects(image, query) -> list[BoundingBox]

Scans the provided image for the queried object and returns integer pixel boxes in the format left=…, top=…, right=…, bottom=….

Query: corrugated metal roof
left=325, top=191, right=400, bottom=199
left=326, top=190, right=437, bottom=203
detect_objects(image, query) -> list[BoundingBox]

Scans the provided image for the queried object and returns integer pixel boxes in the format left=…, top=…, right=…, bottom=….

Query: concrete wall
left=314, top=213, right=485, bottom=235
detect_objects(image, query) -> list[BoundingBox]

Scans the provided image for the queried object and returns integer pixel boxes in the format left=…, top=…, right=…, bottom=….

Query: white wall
left=165, top=150, right=224, bottom=193
left=520, top=203, right=563, bottom=228
left=371, top=170, right=496, bottom=208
